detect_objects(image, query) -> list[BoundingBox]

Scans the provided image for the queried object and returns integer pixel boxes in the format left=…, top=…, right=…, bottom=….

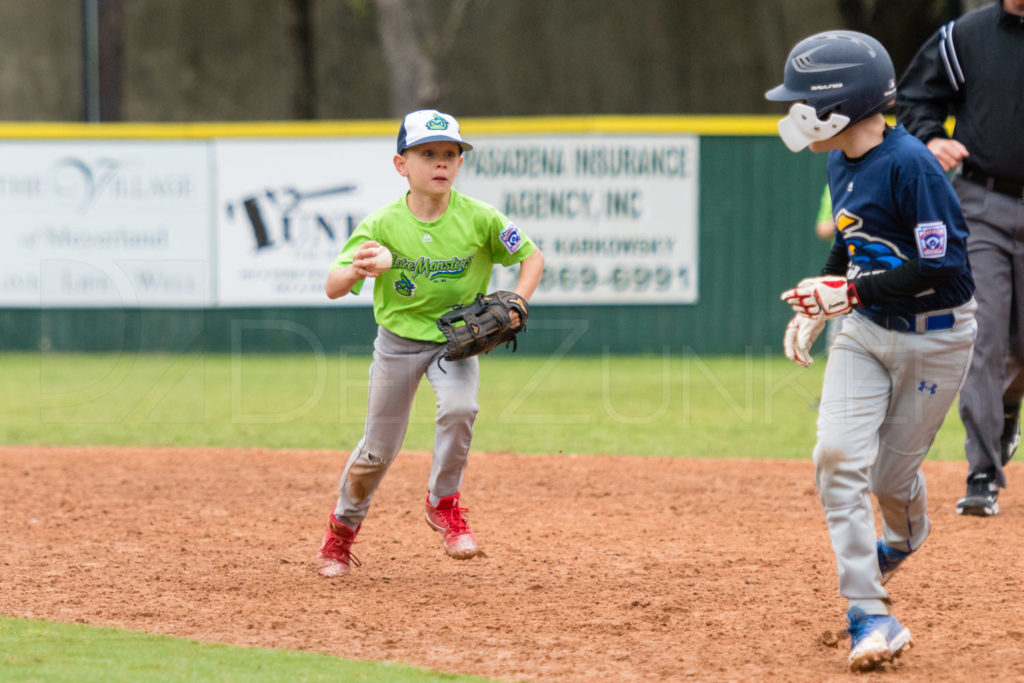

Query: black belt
left=864, top=311, right=955, bottom=334
left=962, top=165, right=1024, bottom=201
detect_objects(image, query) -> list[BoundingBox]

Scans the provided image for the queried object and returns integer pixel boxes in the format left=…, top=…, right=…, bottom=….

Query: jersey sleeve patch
left=914, top=221, right=947, bottom=259
left=499, top=222, right=523, bottom=254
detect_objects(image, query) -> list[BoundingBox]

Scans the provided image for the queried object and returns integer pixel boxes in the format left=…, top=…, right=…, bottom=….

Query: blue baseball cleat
left=846, top=607, right=913, bottom=671
left=877, top=540, right=911, bottom=585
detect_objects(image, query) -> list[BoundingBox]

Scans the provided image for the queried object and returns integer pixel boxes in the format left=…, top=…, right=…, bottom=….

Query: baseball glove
left=437, top=290, right=529, bottom=361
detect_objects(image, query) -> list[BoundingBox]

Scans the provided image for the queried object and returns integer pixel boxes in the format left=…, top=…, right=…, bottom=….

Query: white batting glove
left=783, top=314, right=826, bottom=368
left=781, top=276, right=859, bottom=320
left=779, top=277, right=829, bottom=317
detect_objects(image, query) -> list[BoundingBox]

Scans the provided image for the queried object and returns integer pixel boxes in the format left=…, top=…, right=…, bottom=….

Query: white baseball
left=372, top=247, right=392, bottom=272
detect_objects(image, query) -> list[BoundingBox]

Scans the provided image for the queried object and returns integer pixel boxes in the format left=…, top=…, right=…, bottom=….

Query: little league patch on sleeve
left=914, top=221, right=947, bottom=259
left=500, top=222, right=523, bottom=253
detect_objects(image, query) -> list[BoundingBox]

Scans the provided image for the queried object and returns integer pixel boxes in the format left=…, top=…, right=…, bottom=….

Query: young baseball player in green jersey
left=317, top=109, right=545, bottom=578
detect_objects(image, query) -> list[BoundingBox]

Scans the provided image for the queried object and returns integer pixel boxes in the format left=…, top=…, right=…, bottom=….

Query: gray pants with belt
left=816, top=303, right=976, bottom=615
left=333, top=326, right=480, bottom=528
left=955, top=176, right=1024, bottom=488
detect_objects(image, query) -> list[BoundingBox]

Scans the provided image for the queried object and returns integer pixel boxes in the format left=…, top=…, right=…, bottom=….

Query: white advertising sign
left=457, top=135, right=699, bottom=304
left=0, top=142, right=211, bottom=307
left=215, top=138, right=405, bottom=306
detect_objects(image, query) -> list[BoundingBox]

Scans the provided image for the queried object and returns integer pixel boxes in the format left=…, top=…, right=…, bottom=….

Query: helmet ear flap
left=777, top=103, right=851, bottom=152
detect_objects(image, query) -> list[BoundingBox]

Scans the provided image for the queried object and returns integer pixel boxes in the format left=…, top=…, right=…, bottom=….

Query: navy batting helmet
left=765, top=31, right=896, bottom=151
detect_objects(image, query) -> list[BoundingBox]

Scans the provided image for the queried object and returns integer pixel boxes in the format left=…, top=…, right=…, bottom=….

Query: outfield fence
left=0, top=116, right=828, bottom=354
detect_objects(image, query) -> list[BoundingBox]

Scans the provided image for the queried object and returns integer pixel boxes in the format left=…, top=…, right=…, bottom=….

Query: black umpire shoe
left=957, top=470, right=999, bottom=517
left=1001, top=402, right=1022, bottom=467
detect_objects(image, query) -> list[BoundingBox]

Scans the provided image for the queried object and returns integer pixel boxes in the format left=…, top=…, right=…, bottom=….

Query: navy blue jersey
left=827, top=125, right=974, bottom=317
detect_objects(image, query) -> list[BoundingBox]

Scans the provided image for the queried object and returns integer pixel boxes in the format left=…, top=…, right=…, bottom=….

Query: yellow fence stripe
left=0, top=116, right=779, bottom=139
left=0, top=115, right=954, bottom=140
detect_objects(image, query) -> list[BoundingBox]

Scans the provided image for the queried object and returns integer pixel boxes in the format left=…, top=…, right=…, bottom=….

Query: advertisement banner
left=0, top=141, right=211, bottom=307
left=215, top=138, right=404, bottom=307
left=457, top=135, right=699, bottom=304
left=216, top=134, right=700, bottom=308
left=2, top=133, right=700, bottom=309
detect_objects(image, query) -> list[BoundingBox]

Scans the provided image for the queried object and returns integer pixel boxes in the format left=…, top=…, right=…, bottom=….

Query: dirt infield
left=2, top=446, right=1023, bottom=681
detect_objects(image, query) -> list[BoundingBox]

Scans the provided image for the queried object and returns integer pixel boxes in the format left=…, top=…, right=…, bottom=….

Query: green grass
left=0, top=351, right=968, bottom=460
left=0, top=616, right=494, bottom=682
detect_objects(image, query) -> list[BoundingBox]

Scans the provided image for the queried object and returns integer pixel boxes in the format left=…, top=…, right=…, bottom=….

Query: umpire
left=897, top=1, right=1024, bottom=518
left=896, top=0, right=1024, bottom=517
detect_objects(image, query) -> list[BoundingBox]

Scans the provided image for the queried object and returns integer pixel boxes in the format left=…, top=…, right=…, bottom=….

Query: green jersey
left=334, top=189, right=536, bottom=342
left=817, top=184, right=833, bottom=224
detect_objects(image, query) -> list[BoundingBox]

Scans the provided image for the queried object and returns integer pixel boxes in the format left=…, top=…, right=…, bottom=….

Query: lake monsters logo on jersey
left=425, top=114, right=449, bottom=131
left=393, top=254, right=474, bottom=282
left=394, top=272, right=416, bottom=297
left=835, top=208, right=908, bottom=276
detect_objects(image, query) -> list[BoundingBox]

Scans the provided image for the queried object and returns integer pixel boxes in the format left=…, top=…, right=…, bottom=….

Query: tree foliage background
left=0, top=0, right=984, bottom=122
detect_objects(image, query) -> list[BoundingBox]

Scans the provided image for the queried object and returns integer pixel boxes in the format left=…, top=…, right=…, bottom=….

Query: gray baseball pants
left=333, top=326, right=480, bottom=528
left=955, top=177, right=1024, bottom=487
left=815, top=302, right=976, bottom=615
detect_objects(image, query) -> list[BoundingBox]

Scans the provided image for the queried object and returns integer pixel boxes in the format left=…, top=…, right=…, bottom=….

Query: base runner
left=767, top=31, right=976, bottom=671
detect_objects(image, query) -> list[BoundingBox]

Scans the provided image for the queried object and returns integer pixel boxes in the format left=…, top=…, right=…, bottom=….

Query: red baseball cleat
left=424, top=492, right=478, bottom=559
left=317, top=515, right=361, bottom=577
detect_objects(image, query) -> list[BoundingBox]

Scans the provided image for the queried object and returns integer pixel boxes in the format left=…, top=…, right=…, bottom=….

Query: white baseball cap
left=396, top=109, right=473, bottom=154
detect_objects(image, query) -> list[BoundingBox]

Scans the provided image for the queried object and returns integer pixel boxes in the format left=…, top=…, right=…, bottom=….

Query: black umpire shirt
left=895, top=2, right=1024, bottom=187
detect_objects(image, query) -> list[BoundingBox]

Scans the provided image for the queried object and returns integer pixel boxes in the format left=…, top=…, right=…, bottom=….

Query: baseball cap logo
left=425, top=114, right=449, bottom=131
left=396, top=109, right=473, bottom=153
